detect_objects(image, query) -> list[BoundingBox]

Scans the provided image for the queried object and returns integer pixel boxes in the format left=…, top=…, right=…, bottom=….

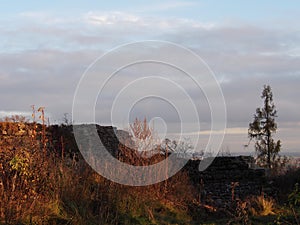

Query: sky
left=1, top=1, right=300, bottom=153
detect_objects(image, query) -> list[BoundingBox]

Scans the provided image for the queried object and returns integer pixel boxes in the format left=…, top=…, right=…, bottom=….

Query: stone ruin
left=185, top=156, right=266, bottom=205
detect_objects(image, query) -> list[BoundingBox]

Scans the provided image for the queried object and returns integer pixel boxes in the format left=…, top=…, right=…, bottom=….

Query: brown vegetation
left=0, top=114, right=300, bottom=224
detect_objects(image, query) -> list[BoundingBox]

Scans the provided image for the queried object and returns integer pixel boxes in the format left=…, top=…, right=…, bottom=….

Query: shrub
left=250, top=194, right=276, bottom=216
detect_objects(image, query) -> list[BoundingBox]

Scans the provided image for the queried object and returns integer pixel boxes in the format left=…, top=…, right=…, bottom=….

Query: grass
left=0, top=121, right=196, bottom=224
left=250, top=194, right=276, bottom=216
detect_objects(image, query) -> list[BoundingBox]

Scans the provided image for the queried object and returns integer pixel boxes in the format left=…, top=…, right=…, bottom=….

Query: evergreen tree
left=248, top=85, right=281, bottom=169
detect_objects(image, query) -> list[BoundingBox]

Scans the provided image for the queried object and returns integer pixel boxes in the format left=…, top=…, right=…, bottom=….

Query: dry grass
left=0, top=115, right=198, bottom=224
left=250, top=194, right=276, bottom=216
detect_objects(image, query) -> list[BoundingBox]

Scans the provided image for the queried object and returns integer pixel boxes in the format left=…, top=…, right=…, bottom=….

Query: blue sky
left=1, top=0, right=299, bottom=22
left=0, top=1, right=300, bottom=153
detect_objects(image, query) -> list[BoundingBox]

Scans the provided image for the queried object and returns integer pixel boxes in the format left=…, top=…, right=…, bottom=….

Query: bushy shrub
left=249, top=194, right=276, bottom=216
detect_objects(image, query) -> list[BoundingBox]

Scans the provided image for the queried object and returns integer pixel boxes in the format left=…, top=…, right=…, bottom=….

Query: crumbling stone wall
left=185, top=156, right=266, bottom=205
left=0, top=123, right=126, bottom=157
left=48, top=124, right=119, bottom=158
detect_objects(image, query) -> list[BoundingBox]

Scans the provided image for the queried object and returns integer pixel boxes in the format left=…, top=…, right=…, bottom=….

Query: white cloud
left=84, top=11, right=216, bottom=30
left=0, top=110, right=32, bottom=118
left=85, top=11, right=140, bottom=26
left=135, top=1, right=199, bottom=12
left=175, top=127, right=248, bottom=136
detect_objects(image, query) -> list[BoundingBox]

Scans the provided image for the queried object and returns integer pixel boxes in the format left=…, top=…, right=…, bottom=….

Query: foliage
left=248, top=85, right=282, bottom=170
left=128, top=117, right=162, bottom=158
left=162, top=137, right=194, bottom=156
left=286, top=183, right=300, bottom=224
left=226, top=199, right=250, bottom=225
left=128, top=117, right=195, bottom=158
left=250, top=194, right=276, bottom=216
left=289, top=183, right=300, bottom=207
left=0, top=115, right=199, bottom=224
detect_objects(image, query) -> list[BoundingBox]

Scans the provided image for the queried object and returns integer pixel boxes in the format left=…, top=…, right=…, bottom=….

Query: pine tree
left=248, top=85, right=281, bottom=169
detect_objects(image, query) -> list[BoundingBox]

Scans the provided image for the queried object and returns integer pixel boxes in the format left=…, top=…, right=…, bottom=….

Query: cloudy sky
left=1, top=1, right=300, bottom=153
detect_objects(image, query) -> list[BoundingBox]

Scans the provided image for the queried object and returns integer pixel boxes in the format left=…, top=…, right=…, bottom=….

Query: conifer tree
left=248, top=85, right=281, bottom=169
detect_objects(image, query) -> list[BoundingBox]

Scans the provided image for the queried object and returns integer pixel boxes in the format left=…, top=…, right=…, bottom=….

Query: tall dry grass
left=0, top=115, right=198, bottom=224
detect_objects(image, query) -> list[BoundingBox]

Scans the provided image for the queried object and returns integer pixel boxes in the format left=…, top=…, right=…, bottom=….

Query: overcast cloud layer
left=1, top=4, right=300, bottom=153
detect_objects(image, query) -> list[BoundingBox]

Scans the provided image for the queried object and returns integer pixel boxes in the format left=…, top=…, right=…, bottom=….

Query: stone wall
left=0, top=123, right=126, bottom=158
left=48, top=124, right=129, bottom=158
left=185, top=156, right=266, bottom=205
